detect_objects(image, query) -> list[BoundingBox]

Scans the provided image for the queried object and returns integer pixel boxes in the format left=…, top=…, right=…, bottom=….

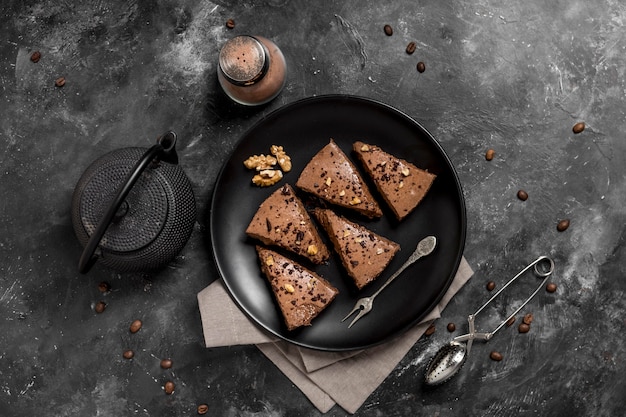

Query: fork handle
left=371, top=253, right=423, bottom=299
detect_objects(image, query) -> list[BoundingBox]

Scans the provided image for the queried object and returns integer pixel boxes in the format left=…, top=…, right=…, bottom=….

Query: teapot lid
left=79, top=150, right=169, bottom=253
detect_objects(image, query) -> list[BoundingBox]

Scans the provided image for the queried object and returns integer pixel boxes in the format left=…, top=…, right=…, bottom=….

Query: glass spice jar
left=217, top=35, right=286, bottom=106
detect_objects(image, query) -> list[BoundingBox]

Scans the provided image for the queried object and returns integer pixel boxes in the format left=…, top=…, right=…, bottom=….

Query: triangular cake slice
left=256, top=246, right=339, bottom=331
left=296, top=139, right=383, bottom=219
left=353, top=141, right=436, bottom=221
left=246, top=184, right=330, bottom=264
left=313, top=208, right=400, bottom=289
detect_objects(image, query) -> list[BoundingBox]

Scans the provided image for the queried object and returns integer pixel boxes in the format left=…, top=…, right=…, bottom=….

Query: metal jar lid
left=218, top=36, right=269, bottom=86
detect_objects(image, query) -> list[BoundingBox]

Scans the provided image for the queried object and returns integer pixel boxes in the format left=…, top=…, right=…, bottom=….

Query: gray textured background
left=1, top=0, right=624, bottom=416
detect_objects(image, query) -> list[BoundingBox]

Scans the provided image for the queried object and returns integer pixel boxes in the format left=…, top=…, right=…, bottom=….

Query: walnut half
left=270, top=145, right=292, bottom=172
left=243, top=154, right=277, bottom=171
left=252, top=169, right=283, bottom=187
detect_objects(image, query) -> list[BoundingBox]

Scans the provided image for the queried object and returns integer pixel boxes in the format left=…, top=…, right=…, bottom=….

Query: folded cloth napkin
left=198, top=257, right=473, bottom=414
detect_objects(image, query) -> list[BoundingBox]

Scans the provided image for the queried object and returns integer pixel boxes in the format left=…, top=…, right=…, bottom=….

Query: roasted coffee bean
left=486, top=281, right=496, bottom=291
left=446, top=322, right=456, bottom=332
left=489, top=351, right=503, bottom=361
left=546, top=282, right=557, bottom=293
left=518, top=323, right=530, bottom=333
left=416, top=61, right=426, bottom=73
left=55, top=77, right=66, bottom=87
left=557, top=219, right=570, bottom=232
left=485, top=148, right=495, bottom=161
left=406, top=41, right=416, bottom=54
left=572, top=122, right=585, bottom=134
left=98, top=281, right=111, bottom=293
left=425, top=323, right=436, bottom=336
left=164, top=381, right=175, bottom=395
left=160, top=358, right=173, bottom=369
left=129, top=319, right=143, bottom=333
left=123, top=350, right=134, bottom=359
left=383, top=24, right=393, bottom=36
left=94, top=301, right=106, bottom=313
left=225, top=18, right=235, bottom=29
left=517, top=190, right=528, bottom=201
left=505, top=316, right=516, bottom=327
left=197, top=404, right=209, bottom=415
left=30, top=51, right=41, bottom=63
left=523, top=313, right=533, bottom=325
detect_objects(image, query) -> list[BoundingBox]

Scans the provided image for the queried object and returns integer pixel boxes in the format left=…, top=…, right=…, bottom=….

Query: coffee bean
left=572, top=122, right=585, bottom=134
left=55, top=77, right=66, bottom=87
left=197, top=404, right=209, bottom=415
left=446, top=322, right=456, bottom=332
left=557, top=219, right=570, bottom=232
left=164, top=381, right=175, bottom=395
left=485, top=148, right=495, bottom=161
left=546, top=282, right=557, bottom=293
left=30, top=51, right=41, bottom=63
left=94, top=301, right=106, bottom=313
left=489, top=351, right=503, bottom=361
left=517, top=190, right=528, bottom=201
left=416, top=61, right=426, bottom=73
left=123, top=350, right=134, bottom=359
left=225, top=18, right=235, bottom=29
left=160, top=358, right=173, bottom=369
left=98, top=281, right=111, bottom=293
left=522, top=313, right=533, bottom=325
left=129, top=319, right=143, bottom=333
left=383, top=24, right=393, bottom=36
left=486, top=281, right=496, bottom=291
left=425, top=323, right=436, bottom=336
left=406, top=42, right=416, bottom=54
left=505, top=316, right=516, bottom=327
left=518, top=323, right=530, bottom=333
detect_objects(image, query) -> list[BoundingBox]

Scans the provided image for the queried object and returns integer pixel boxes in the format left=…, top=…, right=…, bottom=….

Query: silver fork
left=342, top=235, right=437, bottom=328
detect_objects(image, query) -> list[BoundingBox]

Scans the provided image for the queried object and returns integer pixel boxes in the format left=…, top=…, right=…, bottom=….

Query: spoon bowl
left=424, top=341, right=467, bottom=386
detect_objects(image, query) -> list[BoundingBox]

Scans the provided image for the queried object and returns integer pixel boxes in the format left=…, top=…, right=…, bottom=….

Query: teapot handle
left=78, top=131, right=179, bottom=274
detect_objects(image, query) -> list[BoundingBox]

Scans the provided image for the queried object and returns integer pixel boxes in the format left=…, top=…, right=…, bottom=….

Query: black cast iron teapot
left=71, top=131, right=196, bottom=274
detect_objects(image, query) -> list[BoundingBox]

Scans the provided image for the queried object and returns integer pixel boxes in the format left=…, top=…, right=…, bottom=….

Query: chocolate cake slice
left=256, top=246, right=339, bottom=331
left=296, top=139, right=383, bottom=219
left=313, top=208, right=400, bottom=289
left=246, top=184, right=330, bottom=264
left=353, top=141, right=436, bottom=221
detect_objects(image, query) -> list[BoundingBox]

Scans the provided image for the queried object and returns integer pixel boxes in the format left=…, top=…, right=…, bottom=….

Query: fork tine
left=348, top=308, right=369, bottom=328
left=341, top=304, right=362, bottom=322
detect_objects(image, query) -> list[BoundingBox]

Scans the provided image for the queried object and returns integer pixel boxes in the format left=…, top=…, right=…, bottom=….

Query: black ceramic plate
left=210, top=95, right=466, bottom=351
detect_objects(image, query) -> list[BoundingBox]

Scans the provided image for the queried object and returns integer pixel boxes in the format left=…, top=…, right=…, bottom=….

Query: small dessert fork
left=342, top=235, right=437, bottom=328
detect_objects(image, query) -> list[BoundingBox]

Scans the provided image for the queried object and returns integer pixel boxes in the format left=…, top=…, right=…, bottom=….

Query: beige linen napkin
left=198, top=257, right=473, bottom=414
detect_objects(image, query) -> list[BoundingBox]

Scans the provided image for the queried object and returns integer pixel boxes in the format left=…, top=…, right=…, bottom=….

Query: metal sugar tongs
left=424, top=255, right=555, bottom=386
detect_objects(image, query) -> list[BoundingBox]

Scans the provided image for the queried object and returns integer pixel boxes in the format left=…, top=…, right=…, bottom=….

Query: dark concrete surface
left=1, top=0, right=625, bottom=416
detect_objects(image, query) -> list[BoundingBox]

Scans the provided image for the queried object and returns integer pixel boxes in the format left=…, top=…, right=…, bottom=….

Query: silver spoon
left=424, top=256, right=555, bottom=386
left=342, top=235, right=437, bottom=328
